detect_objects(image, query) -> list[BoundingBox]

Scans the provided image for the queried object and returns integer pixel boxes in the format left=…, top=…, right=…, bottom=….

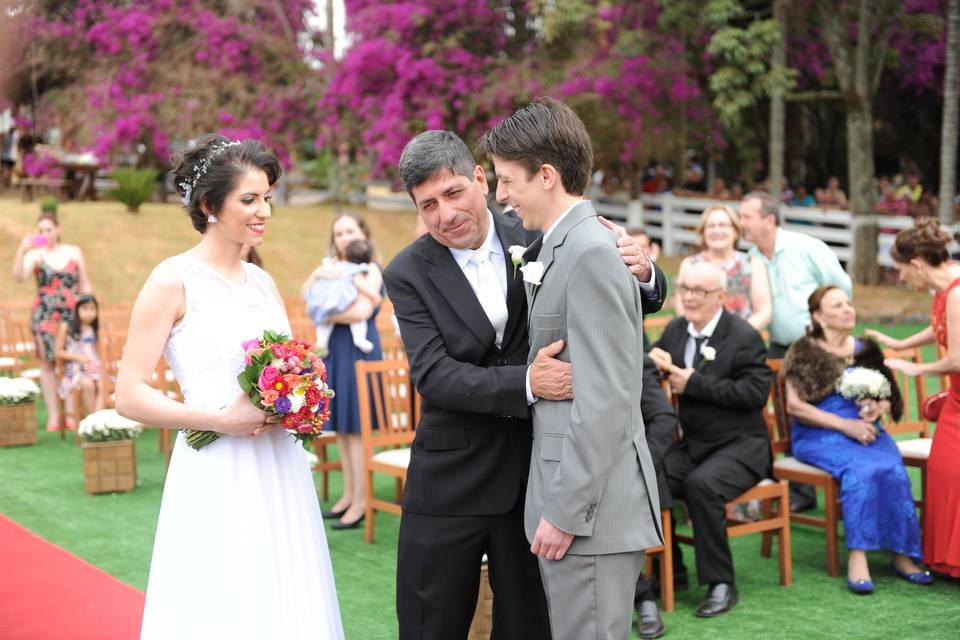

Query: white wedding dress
left=140, top=253, right=344, bottom=640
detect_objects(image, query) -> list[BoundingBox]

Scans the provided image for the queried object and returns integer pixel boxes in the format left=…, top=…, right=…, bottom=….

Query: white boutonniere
left=508, top=245, right=525, bottom=277
left=520, top=261, right=544, bottom=286
left=699, top=344, right=716, bottom=362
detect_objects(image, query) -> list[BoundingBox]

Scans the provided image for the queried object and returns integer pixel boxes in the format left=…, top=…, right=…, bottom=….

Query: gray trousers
left=538, top=551, right=645, bottom=640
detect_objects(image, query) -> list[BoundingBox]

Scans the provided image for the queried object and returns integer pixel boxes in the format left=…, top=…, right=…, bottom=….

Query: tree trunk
left=768, top=0, right=787, bottom=203
left=940, top=0, right=960, bottom=222
left=847, top=102, right=878, bottom=283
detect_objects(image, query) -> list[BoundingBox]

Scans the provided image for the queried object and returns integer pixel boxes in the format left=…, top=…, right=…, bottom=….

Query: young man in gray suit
left=479, top=98, right=663, bottom=639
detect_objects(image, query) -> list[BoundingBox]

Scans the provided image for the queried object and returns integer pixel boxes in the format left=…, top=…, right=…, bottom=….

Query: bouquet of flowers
left=0, top=377, right=40, bottom=406
left=78, top=409, right=143, bottom=443
left=835, top=367, right=891, bottom=402
left=185, top=330, right=334, bottom=450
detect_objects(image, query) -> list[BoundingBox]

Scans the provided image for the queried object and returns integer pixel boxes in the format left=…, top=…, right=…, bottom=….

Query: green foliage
left=706, top=14, right=797, bottom=129
left=299, top=148, right=334, bottom=190
left=40, top=197, right=58, bottom=215
left=108, top=168, right=158, bottom=213
left=532, top=0, right=596, bottom=43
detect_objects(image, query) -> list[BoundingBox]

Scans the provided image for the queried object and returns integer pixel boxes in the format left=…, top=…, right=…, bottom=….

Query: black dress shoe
left=330, top=514, right=365, bottom=530
left=636, top=599, right=666, bottom=639
left=695, top=583, right=738, bottom=618
left=321, top=507, right=349, bottom=520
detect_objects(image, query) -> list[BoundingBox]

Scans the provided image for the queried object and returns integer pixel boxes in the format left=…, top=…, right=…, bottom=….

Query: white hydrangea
left=0, top=377, right=41, bottom=405
left=78, top=409, right=143, bottom=443
left=836, top=367, right=891, bottom=401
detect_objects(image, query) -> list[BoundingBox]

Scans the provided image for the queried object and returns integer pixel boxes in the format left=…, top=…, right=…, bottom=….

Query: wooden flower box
left=81, top=439, right=137, bottom=494
left=468, top=561, right=493, bottom=639
left=0, top=402, right=38, bottom=447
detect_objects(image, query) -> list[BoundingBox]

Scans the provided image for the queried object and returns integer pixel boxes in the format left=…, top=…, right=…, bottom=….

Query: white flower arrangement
left=699, top=344, right=717, bottom=362
left=78, top=409, right=143, bottom=443
left=836, top=367, right=891, bottom=402
left=508, top=245, right=526, bottom=277
left=0, top=377, right=41, bottom=406
left=520, top=261, right=545, bottom=286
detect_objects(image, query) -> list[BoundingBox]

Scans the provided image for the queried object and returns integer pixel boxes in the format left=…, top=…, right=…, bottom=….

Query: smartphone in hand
left=31, top=235, right=48, bottom=247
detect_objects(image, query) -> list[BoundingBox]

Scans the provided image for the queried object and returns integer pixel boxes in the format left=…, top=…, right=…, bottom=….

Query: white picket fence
left=594, top=193, right=960, bottom=269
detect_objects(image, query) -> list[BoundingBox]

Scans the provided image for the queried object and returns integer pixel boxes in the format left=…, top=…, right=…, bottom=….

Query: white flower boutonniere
left=520, top=261, right=545, bottom=286
left=508, top=245, right=525, bottom=277
left=699, top=344, right=716, bottom=362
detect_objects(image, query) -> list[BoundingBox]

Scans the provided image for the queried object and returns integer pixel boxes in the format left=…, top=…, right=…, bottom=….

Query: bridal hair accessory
left=207, top=214, right=218, bottom=224
left=177, top=139, right=242, bottom=205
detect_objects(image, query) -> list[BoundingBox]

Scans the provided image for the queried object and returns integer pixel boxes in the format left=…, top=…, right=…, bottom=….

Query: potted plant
left=78, top=409, right=142, bottom=494
left=0, top=377, right=40, bottom=447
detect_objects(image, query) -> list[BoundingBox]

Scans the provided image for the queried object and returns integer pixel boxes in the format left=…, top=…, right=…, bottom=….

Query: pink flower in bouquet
left=260, top=389, right=279, bottom=406
left=282, top=373, right=301, bottom=389
left=241, top=338, right=261, bottom=352
left=244, top=347, right=264, bottom=365
left=258, top=366, right=281, bottom=390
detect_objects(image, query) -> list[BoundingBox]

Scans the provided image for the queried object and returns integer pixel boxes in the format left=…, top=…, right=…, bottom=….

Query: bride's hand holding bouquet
left=186, top=330, right=334, bottom=450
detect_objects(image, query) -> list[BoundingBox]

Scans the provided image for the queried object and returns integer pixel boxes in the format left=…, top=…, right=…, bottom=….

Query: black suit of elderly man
left=649, top=260, right=773, bottom=619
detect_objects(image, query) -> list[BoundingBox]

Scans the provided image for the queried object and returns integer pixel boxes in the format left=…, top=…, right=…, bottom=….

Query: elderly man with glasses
left=647, top=260, right=773, bottom=619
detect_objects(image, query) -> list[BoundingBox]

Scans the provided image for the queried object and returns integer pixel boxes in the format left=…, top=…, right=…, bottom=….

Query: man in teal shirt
left=739, top=191, right=853, bottom=357
left=739, top=191, right=853, bottom=512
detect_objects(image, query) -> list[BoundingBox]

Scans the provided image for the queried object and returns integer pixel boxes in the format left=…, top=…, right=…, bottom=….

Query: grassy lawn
left=1, top=197, right=420, bottom=305
left=1, top=323, right=956, bottom=639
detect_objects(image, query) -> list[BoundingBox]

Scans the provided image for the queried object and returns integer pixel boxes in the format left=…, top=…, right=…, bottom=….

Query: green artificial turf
left=1, top=322, right=958, bottom=639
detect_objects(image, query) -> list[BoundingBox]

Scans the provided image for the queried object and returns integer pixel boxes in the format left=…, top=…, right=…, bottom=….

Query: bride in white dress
left=116, top=135, right=344, bottom=640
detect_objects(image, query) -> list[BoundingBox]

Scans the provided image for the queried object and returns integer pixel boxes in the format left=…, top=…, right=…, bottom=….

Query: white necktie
left=468, top=248, right=508, bottom=348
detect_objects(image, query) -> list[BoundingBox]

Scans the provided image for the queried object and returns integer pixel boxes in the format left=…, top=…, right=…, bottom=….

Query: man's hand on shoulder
left=597, top=215, right=652, bottom=283
left=530, top=340, right=573, bottom=401
left=531, top=516, right=575, bottom=561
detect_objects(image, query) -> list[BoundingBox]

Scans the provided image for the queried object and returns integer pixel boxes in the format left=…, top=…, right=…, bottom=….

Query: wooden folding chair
left=356, top=358, right=418, bottom=544
left=767, top=359, right=843, bottom=577
left=654, top=364, right=793, bottom=600
left=643, top=314, right=673, bottom=344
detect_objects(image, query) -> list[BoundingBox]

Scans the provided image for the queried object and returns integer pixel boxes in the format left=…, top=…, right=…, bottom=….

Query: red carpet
left=0, top=514, right=145, bottom=640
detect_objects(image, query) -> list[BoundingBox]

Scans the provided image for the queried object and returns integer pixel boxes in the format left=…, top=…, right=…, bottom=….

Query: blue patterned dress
left=790, top=340, right=921, bottom=557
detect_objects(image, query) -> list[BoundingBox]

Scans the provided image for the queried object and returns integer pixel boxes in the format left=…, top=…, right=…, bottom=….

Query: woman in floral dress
left=11, top=210, right=93, bottom=429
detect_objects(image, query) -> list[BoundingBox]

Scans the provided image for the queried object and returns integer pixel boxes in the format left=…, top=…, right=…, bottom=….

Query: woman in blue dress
left=301, top=212, right=383, bottom=530
left=782, top=285, right=931, bottom=594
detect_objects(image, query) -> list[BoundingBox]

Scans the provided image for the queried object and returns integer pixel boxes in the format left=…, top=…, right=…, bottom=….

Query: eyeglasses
left=676, top=285, right=722, bottom=300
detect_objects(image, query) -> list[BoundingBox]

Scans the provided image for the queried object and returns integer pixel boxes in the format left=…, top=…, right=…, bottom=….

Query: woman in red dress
left=869, top=218, right=960, bottom=578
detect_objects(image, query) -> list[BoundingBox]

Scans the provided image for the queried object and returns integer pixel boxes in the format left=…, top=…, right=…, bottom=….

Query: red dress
left=927, top=278, right=960, bottom=577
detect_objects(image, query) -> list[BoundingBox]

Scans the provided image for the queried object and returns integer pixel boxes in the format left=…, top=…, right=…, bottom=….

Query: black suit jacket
left=384, top=210, right=667, bottom=517
left=653, top=309, right=772, bottom=465
left=640, top=351, right=678, bottom=506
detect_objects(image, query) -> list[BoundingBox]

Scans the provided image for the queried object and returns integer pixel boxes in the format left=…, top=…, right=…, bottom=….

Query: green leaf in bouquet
left=238, top=372, right=254, bottom=394
left=254, top=351, right=273, bottom=366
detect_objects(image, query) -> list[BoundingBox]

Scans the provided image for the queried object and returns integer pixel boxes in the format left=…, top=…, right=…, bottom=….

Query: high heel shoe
left=321, top=506, right=349, bottom=520
left=330, top=514, right=365, bottom=530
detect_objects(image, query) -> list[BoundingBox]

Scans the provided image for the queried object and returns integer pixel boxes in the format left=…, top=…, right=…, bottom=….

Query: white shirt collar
left=448, top=210, right=502, bottom=269
left=687, top=307, right=723, bottom=339
left=542, top=200, right=584, bottom=244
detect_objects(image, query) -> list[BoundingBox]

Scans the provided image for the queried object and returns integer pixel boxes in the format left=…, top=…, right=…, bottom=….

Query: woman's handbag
left=922, top=390, right=949, bottom=422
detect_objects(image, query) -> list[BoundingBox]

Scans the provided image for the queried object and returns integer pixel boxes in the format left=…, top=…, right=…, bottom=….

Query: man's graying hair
left=398, top=131, right=477, bottom=198
left=744, top=191, right=780, bottom=225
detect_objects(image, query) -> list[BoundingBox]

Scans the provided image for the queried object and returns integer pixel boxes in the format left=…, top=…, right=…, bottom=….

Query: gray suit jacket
left=523, top=201, right=663, bottom=556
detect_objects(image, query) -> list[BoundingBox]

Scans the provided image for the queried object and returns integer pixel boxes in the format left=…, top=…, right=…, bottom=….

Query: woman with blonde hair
left=675, top=205, right=772, bottom=332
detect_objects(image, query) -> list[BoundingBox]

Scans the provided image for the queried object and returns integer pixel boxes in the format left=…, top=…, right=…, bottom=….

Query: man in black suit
left=384, top=130, right=666, bottom=639
left=633, top=350, right=679, bottom=639
left=648, top=260, right=772, bottom=619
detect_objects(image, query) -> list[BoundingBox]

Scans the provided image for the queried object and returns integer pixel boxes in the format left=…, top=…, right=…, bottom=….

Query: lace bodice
left=163, top=253, right=290, bottom=412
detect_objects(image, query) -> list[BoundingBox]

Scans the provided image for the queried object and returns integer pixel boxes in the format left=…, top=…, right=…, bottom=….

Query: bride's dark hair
left=170, top=134, right=282, bottom=233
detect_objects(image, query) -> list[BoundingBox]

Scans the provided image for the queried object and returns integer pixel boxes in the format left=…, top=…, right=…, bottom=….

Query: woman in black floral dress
left=12, top=210, right=93, bottom=429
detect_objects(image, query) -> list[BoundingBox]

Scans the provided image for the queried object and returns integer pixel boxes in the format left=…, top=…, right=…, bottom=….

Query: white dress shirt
left=684, top=308, right=723, bottom=368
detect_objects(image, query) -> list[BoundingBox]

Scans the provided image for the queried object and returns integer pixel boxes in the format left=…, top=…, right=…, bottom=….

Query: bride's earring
left=207, top=214, right=218, bottom=224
